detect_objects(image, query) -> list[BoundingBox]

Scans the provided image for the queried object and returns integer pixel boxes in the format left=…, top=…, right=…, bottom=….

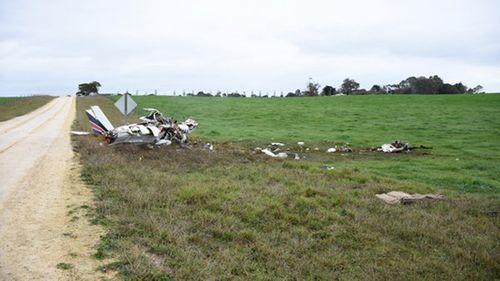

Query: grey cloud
left=1, top=0, right=499, bottom=95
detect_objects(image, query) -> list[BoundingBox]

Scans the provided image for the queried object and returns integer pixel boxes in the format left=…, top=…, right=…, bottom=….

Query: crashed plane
left=86, top=106, right=198, bottom=145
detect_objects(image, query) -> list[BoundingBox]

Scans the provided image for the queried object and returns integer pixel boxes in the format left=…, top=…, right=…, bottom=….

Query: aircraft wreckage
left=85, top=106, right=198, bottom=145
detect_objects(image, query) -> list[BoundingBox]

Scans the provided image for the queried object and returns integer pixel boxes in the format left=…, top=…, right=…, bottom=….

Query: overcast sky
left=1, top=0, right=499, bottom=96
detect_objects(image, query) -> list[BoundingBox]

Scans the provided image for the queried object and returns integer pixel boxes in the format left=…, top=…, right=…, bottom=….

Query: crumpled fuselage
left=107, top=109, right=198, bottom=145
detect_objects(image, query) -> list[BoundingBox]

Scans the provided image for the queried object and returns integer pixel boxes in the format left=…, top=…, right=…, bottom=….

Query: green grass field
left=0, top=96, right=54, bottom=122
left=0, top=97, right=20, bottom=105
left=111, top=95, right=500, bottom=195
left=75, top=95, right=500, bottom=280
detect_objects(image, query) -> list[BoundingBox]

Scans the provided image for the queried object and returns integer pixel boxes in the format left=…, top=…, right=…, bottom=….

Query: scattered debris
left=321, top=165, right=335, bottom=171
left=326, top=147, right=337, bottom=153
left=257, top=141, right=352, bottom=159
left=376, top=140, right=411, bottom=153
left=276, top=152, right=288, bottom=158
left=261, top=148, right=287, bottom=158
left=155, top=139, right=172, bottom=146
left=271, top=142, right=285, bottom=147
left=86, top=106, right=198, bottom=146
left=338, top=145, right=352, bottom=153
left=261, top=148, right=276, bottom=157
left=204, top=143, right=214, bottom=151
left=70, top=131, right=90, bottom=136
left=376, top=191, right=444, bottom=205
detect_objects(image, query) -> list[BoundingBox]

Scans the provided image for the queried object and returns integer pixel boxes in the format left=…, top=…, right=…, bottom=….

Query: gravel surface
left=0, top=97, right=111, bottom=280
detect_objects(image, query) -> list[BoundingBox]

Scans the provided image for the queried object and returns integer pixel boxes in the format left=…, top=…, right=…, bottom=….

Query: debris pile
left=376, top=191, right=444, bottom=204
left=257, top=141, right=352, bottom=159
left=86, top=106, right=198, bottom=146
left=258, top=143, right=289, bottom=158
left=376, top=140, right=411, bottom=153
left=326, top=145, right=352, bottom=153
left=261, top=148, right=288, bottom=158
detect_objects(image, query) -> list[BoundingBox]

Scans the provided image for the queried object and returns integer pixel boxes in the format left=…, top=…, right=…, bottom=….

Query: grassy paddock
left=110, top=95, right=500, bottom=194
left=75, top=96, right=499, bottom=280
left=0, top=96, right=54, bottom=122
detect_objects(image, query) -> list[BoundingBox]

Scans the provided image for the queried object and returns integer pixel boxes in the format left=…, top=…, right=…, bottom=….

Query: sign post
left=114, top=92, right=137, bottom=125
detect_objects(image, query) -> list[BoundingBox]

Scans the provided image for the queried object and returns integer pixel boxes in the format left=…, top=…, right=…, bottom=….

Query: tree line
left=76, top=75, right=485, bottom=97
left=181, top=75, right=484, bottom=97
left=289, top=75, right=484, bottom=97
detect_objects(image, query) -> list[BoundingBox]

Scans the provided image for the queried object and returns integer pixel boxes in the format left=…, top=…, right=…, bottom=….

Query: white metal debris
left=326, top=147, right=337, bottom=153
left=322, top=165, right=335, bottom=171
left=276, top=152, right=288, bottom=158
left=204, top=143, right=214, bottom=151
left=155, top=139, right=172, bottom=146
left=261, top=148, right=276, bottom=157
left=70, top=131, right=91, bottom=136
left=271, top=142, right=285, bottom=147
left=261, top=148, right=287, bottom=158
left=297, top=142, right=305, bottom=146
left=377, top=140, right=411, bottom=153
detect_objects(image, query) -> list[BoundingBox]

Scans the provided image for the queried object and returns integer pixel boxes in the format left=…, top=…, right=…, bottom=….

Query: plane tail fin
left=86, top=106, right=114, bottom=135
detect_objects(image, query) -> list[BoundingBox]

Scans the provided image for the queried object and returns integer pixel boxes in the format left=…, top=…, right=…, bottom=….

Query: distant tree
left=470, top=85, right=484, bottom=94
left=340, top=78, right=360, bottom=95
left=453, top=82, right=468, bottom=94
left=352, top=89, right=368, bottom=95
left=294, top=89, right=302, bottom=96
left=397, top=75, right=443, bottom=94
left=383, top=84, right=398, bottom=94
left=227, top=92, right=245, bottom=97
left=321, top=85, right=336, bottom=96
left=439, top=83, right=460, bottom=94
left=286, top=92, right=296, bottom=97
left=370, top=84, right=383, bottom=93
left=196, top=91, right=213, bottom=97
left=306, top=81, right=320, bottom=96
left=427, top=75, right=444, bottom=94
left=77, top=81, right=101, bottom=96
left=397, top=77, right=415, bottom=94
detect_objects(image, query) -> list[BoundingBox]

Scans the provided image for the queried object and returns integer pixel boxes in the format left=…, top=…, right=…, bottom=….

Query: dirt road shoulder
left=0, top=97, right=112, bottom=280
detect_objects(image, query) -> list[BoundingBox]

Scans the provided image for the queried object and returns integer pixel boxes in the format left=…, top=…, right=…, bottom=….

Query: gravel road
left=0, top=97, right=109, bottom=280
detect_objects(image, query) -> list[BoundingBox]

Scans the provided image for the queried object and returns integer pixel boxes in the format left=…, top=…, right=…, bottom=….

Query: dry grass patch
left=0, top=95, right=54, bottom=121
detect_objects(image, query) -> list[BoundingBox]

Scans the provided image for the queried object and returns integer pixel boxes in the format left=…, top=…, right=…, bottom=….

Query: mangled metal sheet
left=377, top=140, right=411, bottom=153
